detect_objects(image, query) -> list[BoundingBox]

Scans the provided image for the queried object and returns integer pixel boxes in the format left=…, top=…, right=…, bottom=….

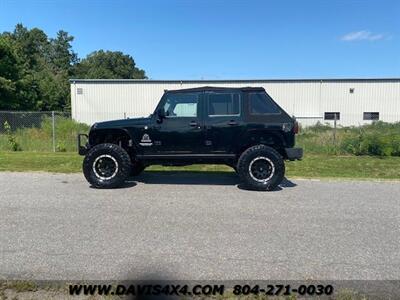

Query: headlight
left=282, top=123, right=293, bottom=132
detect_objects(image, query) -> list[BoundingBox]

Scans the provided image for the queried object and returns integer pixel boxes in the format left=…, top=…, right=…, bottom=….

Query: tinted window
left=249, top=92, right=280, bottom=114
left=324, top=112, right=340, bottom=120
left=363, top=112, right=379, bottom=120
left=163, top=93, right=199, bottom=117
left=208, top=92, right=240, bottom=116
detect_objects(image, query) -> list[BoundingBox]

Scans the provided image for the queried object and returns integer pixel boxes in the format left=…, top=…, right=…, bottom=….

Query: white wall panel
left=71, top=79, right=400, bottom=127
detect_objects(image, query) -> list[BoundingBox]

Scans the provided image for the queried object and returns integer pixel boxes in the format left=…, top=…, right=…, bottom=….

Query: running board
left=136, top=154, right=236, bottom=159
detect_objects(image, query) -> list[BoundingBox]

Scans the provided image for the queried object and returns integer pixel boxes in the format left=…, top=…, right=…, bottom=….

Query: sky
left=0, top=0, right=399, bottom=79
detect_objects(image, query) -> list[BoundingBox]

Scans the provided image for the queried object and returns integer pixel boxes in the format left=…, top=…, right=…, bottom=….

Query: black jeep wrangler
left=78, top=87, right=302, bottom=191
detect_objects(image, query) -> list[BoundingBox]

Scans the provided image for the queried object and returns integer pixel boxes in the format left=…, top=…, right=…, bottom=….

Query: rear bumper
left=285, top=147, right=303, bottom=160
left=77, top=134, right=90, bottom=155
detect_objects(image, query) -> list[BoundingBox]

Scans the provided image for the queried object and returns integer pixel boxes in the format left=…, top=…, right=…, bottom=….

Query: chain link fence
left=0, top=111, right=89, bottom=152
left=1, top=110, right=400, bottom=156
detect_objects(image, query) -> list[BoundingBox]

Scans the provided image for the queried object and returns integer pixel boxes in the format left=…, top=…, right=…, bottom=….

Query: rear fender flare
left=238, top=130, right=286, bottom=154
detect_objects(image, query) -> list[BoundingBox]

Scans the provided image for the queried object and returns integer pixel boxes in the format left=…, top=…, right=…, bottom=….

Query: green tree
left=1, top=25, right=77, bottom=110
left=74, top=50, right=146, bottom=79
left=12, top=24, right=50, bottom=71
left=0, top=36, right=19, bottom=109
left=43, top=30, right=78, bottom=110
left=50, top=30, right=78, bottom=74
left=0, top=24, right=147, bottom=111
left=2, top=24, right=51, bottom=110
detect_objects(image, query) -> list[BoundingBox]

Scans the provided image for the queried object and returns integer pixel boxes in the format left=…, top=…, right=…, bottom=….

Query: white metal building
left=70, top=78, right=400, bottom=127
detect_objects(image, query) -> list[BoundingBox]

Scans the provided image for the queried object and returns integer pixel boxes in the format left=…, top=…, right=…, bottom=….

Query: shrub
left=56, top=142, right=67, bottom=152
left=297, top=121, right=400, bottom=157
left=341, top=133, right=362, bottom=155
left=391, top=136, right=400, bottom=156
left=302, top=121, right=333, bottom=133
left=359, top=133, right=392, bottom=156
left=3, top=121, right=22, bottom=151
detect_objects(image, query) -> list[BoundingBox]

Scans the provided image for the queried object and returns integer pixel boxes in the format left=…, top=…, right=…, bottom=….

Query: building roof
left=166, top=86, right=265, bottom=93
left=69, top=78, right=400, bottom=84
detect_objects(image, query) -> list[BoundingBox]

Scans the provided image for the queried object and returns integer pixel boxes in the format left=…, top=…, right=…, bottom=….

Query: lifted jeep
left=78, top=87, right=302, bottom=190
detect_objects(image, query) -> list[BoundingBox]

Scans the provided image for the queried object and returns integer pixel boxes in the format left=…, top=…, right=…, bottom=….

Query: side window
left=249, top=92, right=281, bottom=114
left=208, top=92, right=240, bottom=116
left=163, top=93, right=199, bottom=117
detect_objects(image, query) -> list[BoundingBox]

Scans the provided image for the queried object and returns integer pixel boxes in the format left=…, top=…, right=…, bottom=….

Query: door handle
left=227, top=120, right=238, bottom=126
left=189, top=121, right=199, bottom=127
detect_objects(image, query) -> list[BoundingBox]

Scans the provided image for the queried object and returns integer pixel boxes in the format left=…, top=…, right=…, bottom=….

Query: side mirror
left=157, top=107, right=166, bottom=122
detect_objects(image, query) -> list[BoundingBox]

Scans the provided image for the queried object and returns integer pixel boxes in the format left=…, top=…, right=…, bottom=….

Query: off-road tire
left=130, top=162, right=146, bottom=176
left=83, top=143, right=131, bottom=188
left=237, top=145, right=285, bottom=191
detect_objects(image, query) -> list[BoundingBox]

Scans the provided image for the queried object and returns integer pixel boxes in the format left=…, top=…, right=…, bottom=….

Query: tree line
left=0, top=24, right=146, bottom=111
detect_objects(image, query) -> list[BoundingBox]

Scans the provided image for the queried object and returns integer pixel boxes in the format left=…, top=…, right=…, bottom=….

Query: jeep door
left=204, top=90, right=245, bottom=154
left=149, top=91, right=205, bottom=154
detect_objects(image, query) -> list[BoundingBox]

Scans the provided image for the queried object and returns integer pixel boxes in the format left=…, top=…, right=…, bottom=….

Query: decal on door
left=139, top=133, right=153, bottom=146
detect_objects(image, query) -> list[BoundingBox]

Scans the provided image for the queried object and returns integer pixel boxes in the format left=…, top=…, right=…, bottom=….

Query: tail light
left=294, top=120, right=299, bottom=134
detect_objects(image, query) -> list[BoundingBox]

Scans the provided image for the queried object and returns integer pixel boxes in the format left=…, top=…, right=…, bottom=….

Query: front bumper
left=285, top=147, right=303, bottom=161
left=77, top=134, right=90, bottom=155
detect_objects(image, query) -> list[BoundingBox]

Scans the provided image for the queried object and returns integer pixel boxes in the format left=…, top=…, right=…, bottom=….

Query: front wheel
left=83, top=143, right=131, bottom=188
left=237, top=145, right=285, bottom=191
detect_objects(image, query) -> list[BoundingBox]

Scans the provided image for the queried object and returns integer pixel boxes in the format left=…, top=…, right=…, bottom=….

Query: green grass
left=1, top=117, right=89, bottom=152
left=0, top=152, right=82, bottom=173
left=1, top=151, right=400, bottom=180
left=1, top=281, right=37, bottom=293
left=296, top=121, right=400, bottom=156
left=286, top=154, right=400, bottom=179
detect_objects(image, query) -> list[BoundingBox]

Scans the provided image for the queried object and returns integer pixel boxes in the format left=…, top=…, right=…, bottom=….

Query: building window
left=349, top=88, right=354, bottom=94
left=363, top=112, right=379, bottom=120
left=77, top=88, right=83, bottom=95
left=324, top=112, right=340, bottom=120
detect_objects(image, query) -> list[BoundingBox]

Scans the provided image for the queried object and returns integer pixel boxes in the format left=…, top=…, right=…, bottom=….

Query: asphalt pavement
left=0, top=171, right=399, bottom=280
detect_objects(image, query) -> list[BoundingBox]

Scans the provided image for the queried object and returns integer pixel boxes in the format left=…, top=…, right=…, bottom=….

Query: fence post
left=333, top=113, right=337, bottom=148
left=52, top=111, right=55, bottom=152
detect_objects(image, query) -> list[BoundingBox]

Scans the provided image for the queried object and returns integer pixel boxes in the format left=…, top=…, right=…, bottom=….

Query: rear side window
left=249, top=92, right=281, bottom=114
left=208, top=92, right=240, bottom=116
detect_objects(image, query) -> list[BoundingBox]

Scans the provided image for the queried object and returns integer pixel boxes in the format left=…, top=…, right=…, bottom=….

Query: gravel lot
left=0, top=171, right=399, bottom=280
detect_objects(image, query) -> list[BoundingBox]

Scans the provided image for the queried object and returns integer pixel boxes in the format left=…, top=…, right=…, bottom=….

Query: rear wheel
left=237, top=145, right=285, bottom=191
left=83, top=143, right=131, bottom=188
